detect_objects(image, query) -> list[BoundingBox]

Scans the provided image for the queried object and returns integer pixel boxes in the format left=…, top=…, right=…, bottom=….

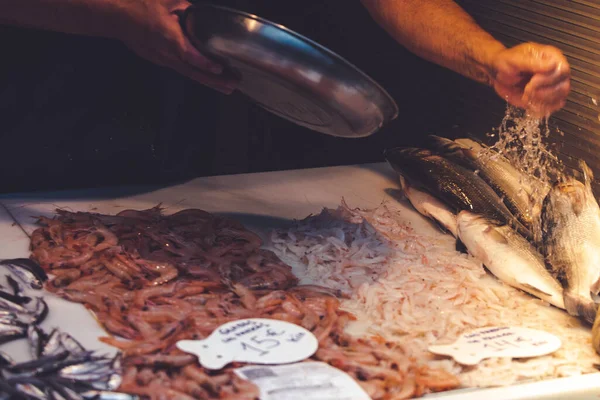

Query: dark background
left=0, top=0, right=507, bottom=194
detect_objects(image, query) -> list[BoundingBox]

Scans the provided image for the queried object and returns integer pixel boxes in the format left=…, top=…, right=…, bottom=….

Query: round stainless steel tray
left=182, top=3, right=399, bottom=138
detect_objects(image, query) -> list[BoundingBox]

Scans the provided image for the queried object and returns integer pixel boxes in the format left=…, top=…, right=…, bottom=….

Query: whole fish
left=384, top=147, right=532, bottom=238
left=427, top=135, right=549, bottom=228
left=456, top=210, right=565, bottom=309
left=0, top=258, right=47, bottom=290
left=397, top=174, right=458, bottom=237
left=542, top=164, right=600, bottom=324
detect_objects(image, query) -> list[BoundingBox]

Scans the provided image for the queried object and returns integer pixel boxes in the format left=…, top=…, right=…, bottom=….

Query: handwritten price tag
left=176, top=318, right=318, bottom=370
left=428, top=326, right=562, bottom=366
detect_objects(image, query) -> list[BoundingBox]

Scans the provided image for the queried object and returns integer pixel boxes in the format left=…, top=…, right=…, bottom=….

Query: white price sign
left=428, top=326, right=562, bottom=366
left=176, top=318, right=318, bottom=370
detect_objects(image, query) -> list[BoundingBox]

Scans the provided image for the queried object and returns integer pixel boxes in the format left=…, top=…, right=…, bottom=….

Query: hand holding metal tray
left=181, top=2, right=399, bottom=138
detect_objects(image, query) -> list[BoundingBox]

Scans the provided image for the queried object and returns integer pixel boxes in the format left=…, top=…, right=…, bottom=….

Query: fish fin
left=455, top=238, right=468, bottom=254
left=519, top=283, right=552, bottom=298
left=564, top=291, right=598, bottom=324
left=580, top=159, right=595, bottom=183
left=482, top=225, right=508, bottom=244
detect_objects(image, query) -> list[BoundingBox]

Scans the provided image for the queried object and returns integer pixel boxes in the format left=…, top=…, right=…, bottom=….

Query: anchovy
left=42, top=329, right=64, bottom=357
left=542, top=163, right=600, bottom=324
left=7, top=351, right=70, bottom=374
left=384, top=147, right=532, bottom=239
left=7, top=275, right=24, bottom=296
left=0, top=350, right=14, bottom=367
left=59, top=333, right=87, bottom=355
left=0, top=288, right=30, bottom=305
left=1, top=320, right=127, bottom=400
left=0, top=322, right=27, bottom=344
left=81, top=391, right=139, bottom=400
left=457, top=210, right=565, bottom=309
left=27, top=325, right=47, bottom=360
left=0, top=258, right=47, bottom=290
left=15, top=383, right=47, bottom=400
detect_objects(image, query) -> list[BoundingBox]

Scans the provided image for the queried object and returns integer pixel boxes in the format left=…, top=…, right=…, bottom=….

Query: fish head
left=545, top=178, right=588, bottom=217
left=384, top=147, right=436, bottom=188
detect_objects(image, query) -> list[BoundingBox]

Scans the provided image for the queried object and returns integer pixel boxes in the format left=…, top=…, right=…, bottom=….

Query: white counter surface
left=1, top=162, right=599, bottom=399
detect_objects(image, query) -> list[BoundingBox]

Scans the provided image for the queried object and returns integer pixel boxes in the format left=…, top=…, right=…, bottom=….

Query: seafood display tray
left=1, top=162, right=599, bottom=399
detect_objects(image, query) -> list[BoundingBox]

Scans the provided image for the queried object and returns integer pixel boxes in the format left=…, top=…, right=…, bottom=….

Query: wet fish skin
left=397, top=174, right=458, bottom=237
left=457, top=210, right=565, bottom=309
left=81, top=391, right=139, bottom=400
left=427, top=135, right=549, bottom=228
left=0, top=350, right=14, bottom=367
left=384, top=147, right=532, bottom=238
left=0, top=258, right=48, bottom=290
left=27, top=325, right=47, bottom=360
left=542, top=171, right=600, bottom=324
left=59, top=332, right=87, bottom=355
left=42, top=329, right=65, bottom=357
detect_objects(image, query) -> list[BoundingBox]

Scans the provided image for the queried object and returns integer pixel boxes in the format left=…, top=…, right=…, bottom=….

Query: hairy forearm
left=0, top=0, right=122, bottom=39
left=361, top=0, right=506, bottom=85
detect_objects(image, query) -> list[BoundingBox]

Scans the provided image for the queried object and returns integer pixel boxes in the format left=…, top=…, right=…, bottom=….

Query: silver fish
left=542, top=163, right=600, bottom=323
left=398, top=175, right=457, bottom=237
left=384, top=147, right=532, bottom=239
left=42, top=328, right=65, bottom=357
left=428, top=135, right=549, bottom=228
left=457, top=210, right=565, bottom=309
left=27, top=325, right=47, bottom=359
left=15, top=383, right=47, bottom=400
left=0, top=258, right=47, bottom=290
left=81, top=391, right=139, bottom=400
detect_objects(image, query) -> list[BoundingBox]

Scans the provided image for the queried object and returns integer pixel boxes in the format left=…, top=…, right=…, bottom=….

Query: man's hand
left=115, top=0, right=238, bottom=94
left=490, top=43, right=570, bottom=118
left=361, top=0, right=571, bottom=117
left=0, top=0, right=239, bottom=94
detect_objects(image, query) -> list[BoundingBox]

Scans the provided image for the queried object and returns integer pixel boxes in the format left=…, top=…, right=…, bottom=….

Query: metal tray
left=182, top=2, right=399, bottom=138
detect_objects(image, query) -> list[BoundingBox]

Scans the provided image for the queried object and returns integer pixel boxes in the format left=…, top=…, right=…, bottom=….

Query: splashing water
left=479, top=105, right=565, bottom=244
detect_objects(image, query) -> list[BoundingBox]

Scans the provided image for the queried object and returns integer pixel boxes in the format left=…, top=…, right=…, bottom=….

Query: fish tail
left=564, top=291, right=598, bottom=324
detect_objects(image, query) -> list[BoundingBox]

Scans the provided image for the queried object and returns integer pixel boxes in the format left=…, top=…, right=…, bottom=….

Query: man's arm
left=361, top=0, right=571, bottom=117
left=361, top=0, right=504, bottom=85
left=0, top=0, right=236, bottom=94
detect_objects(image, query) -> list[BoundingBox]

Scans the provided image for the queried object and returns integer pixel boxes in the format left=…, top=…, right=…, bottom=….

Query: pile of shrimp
left=31, top=205, right=298, bottom=291
left=270, top=199, right=600, bottom=388
left=28, top=205, right=460, bottom=400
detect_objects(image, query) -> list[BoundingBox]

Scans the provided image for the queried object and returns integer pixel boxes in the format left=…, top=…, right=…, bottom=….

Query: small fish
left=81, top=391, right=139, bottom=400
left=542, top=164, right=600, bottom=323
left=457, top=210, right=565, bottom=309
left=15, top=383, right=47, bottom=400
left=0, top=258, right=48, bottom=290
left=0, top=350, right=14, bottom=367
left=27, top=325, right=47, bottom=359
left=6, top=275, right=24, bottom=296
left=427, top=135, right=549, bottom=228
left=59, top=332, right=87, bottom=355
left=0, top=323, right=27, bottom=344
left=384, top=147, right=532, bottom=238
left=6, top=350, right=70, bottom=374
left=398, top=174, right=457, bottom=237
left=42, top=328, right=65, bottom=357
